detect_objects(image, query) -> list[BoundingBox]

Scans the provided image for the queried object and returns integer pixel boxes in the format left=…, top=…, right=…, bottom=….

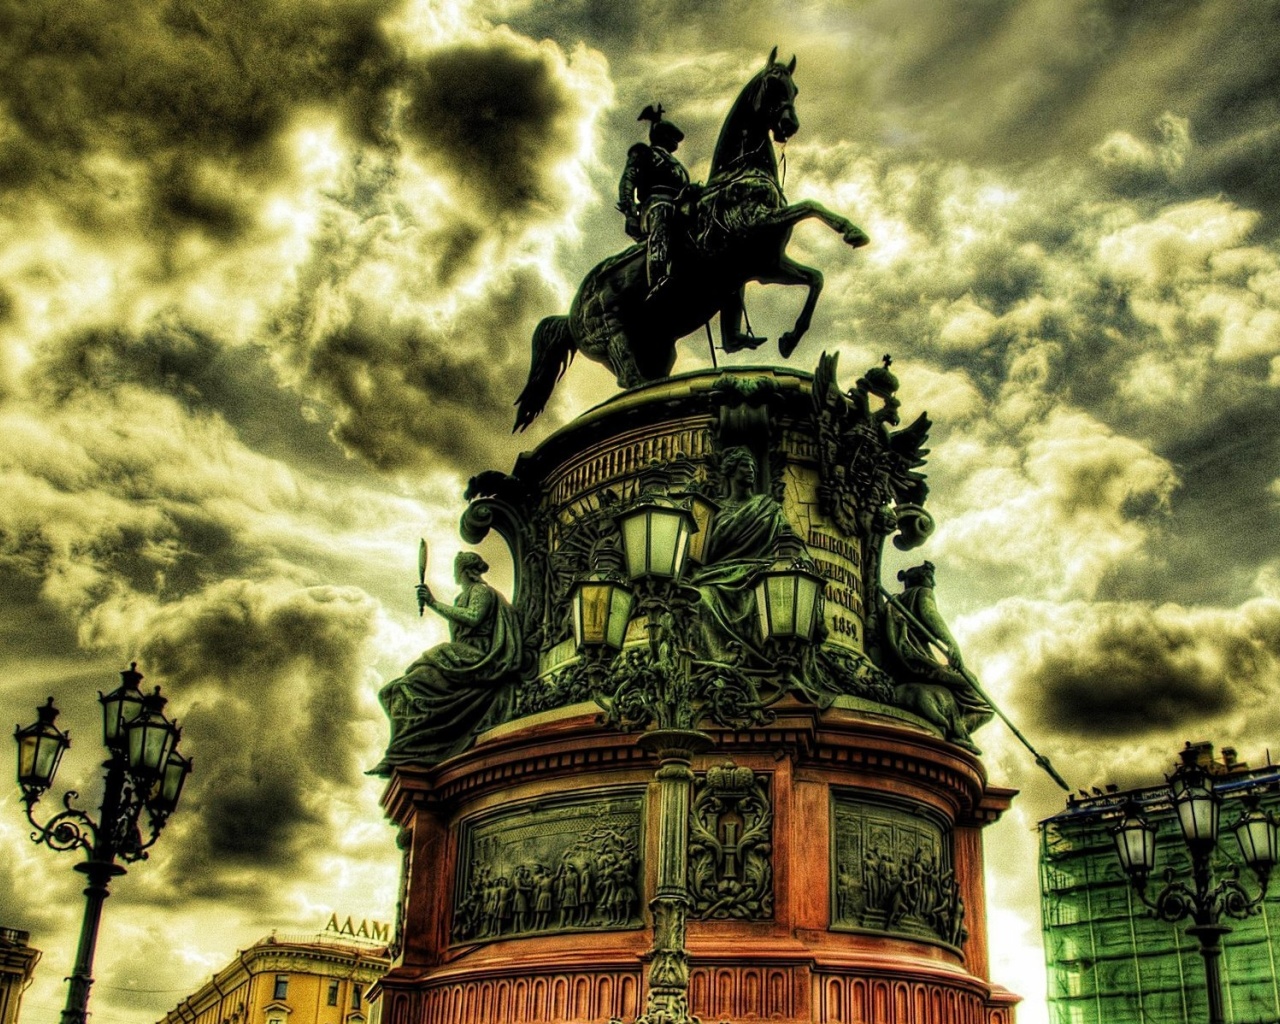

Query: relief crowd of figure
left=836, top=846, right=967, bottom=948
left=452, top=820, right=641, bottom=942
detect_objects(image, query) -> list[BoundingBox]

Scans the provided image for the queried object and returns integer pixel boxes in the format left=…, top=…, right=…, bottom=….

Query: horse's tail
left=514, top=315, right=576, bottom=432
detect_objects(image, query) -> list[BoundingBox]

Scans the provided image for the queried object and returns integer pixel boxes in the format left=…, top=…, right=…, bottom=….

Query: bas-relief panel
left=452, top=789, right=645, bottom=943
left=830, top=793, right=967, bottom=948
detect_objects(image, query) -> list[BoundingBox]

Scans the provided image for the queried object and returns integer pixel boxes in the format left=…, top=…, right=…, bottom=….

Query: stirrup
left=722, top=332, right=768, bottom=353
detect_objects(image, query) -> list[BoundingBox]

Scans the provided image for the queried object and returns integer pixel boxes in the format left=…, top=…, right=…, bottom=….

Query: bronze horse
left=514, top=49, right=869, bottom=431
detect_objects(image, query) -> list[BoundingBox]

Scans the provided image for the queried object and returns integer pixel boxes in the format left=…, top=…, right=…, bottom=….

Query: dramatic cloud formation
left=3, top=3, right=1280, bottom=1023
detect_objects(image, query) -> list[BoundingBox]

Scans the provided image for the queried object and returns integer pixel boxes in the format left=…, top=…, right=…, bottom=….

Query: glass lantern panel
left=670, top=517, right=691, bottom=578
left=606, top=588, right=634, bottom=649
left=34, top=732, right=64, bottom=783
left=621, top=513, right=649, bottom=579
left=795, top=575, right=820, bottom=639
left=1175, top=790, right=1219, bottom=844
left=157, top=752, right=190, bottom=809
left=754, top=578, right=771, bottom=639
left=129, top=719, right=174, bottom=774
left=102, top=690, right=143, bottom=747
left=17, top=733, right=37, bottom=781
left=648, top=511, right=681, bottom=577
left=1235, top=816, right=1278, bottom=868
left=767, top=575, right=797, bottom=636
left=578, top=583, right=610, bottom=646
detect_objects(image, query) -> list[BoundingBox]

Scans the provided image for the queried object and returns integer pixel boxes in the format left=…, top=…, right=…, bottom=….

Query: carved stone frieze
left=830, top=794, right=966, bottom=948
left=688, top=762, right=773, bottom=920
left=452, top=791, right=645, bottom=943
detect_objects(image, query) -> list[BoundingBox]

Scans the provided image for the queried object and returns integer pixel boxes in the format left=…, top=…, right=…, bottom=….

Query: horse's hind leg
left=755, top=255, right=822, bottom=358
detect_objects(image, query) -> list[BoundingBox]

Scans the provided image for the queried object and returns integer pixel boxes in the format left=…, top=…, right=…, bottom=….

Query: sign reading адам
left=324, top=914, right=390, bottom=942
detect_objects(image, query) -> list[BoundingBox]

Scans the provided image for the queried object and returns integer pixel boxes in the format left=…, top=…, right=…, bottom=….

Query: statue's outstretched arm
left=428, top=584, right=495, bottom=628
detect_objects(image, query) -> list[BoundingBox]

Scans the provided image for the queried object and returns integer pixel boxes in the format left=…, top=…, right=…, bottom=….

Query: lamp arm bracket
left=25, top=793, right=98, bottom=856
left=1148, top=878, right=1197, bottom=923
left=1211, top=875, right=1265, bottom=921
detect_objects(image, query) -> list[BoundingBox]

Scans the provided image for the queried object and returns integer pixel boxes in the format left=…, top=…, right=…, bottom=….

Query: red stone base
left=376, top=701, right=1019, bottom=1024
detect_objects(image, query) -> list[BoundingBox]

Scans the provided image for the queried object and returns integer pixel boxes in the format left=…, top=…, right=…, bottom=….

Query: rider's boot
left=645, top=209, right=673, bottom=300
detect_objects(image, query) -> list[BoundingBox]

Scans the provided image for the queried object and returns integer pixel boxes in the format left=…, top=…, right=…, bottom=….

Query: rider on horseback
left=617, top=104, right=691, bottom=299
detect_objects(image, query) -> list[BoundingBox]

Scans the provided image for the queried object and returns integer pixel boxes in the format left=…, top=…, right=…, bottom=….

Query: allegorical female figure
left=691, top=447, right=796, bottom=665
left=369, top=551, right=521, bottom=776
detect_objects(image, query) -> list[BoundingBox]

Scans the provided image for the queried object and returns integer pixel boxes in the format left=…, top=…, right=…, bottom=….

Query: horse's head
left=754, top=47, right=799, bottom=144
left=710, top=47, right=801, bottom=181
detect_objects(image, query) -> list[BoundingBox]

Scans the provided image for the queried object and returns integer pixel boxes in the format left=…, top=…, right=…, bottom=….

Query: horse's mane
left=710, top=65, right=780, bottom=184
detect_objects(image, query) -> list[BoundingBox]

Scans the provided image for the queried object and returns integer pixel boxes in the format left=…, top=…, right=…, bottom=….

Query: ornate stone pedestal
left=374, top=365, right=1020, bottom=1024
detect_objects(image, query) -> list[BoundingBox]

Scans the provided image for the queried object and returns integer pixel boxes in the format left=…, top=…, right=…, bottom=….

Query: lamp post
left=1110, top=746, right=1277, bottom=1024
left=568, top=492, right=826, bottom=1024
left=12, top=664, right=191, bottom=1024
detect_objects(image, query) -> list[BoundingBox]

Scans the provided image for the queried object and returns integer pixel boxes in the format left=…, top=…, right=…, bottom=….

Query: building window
left=351, top=984, right=362, bottom=1009
left=273, top=975, right=289, bottom=1000
left=327, top=980, right=339, bottom=1006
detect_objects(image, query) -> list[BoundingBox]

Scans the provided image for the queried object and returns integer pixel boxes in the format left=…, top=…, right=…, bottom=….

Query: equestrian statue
left=514, top=48, right=870, bottom=431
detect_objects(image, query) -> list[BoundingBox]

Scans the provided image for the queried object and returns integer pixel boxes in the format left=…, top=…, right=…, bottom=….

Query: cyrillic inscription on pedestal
left=806, top=526, right=864, bottom=649
left=830, top=794, right=966, bottom=948
left=452, top=790, right=645, bottom=942
left=688, top=762, right=773, bottom=920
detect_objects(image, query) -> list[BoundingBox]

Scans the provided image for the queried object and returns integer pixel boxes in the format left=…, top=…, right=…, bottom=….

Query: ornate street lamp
left=1110, top=800, right=1157, bottom=887
left=13, top=666, right=190, bottom=1024
left=99, top=662, right=145, bottom=749
left=1110, top=745, right=1275, bottom=1024
left=570, top=573, right=635, bottom=651
left=14, top=698, right=71, bottom=792
left=754, top=560, right=825, bottom=641
left=677, top=493, right=719, bottom=567
left=615, top=497, right=698, bottom=581
left=585, top=482, right=828, bottom=1024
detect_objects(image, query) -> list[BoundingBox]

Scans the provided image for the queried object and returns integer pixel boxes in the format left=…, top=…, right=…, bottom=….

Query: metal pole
left=1188, top=923, right=1230, bottom=1024
left=636, top=729, right=711, bottom=1024
left=60, top=860, right=126, bottom=1024
left=61, top=757, right=127, bottom=1024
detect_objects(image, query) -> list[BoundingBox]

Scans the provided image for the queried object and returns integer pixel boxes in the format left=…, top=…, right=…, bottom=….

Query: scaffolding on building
left=1039, top=747, right=1280, bottom=1024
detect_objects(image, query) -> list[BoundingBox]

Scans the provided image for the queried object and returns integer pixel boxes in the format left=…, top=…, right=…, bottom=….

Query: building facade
left=158, top=933, right=388, bottom=1024
left=0, top=928, right=41, bottom=1024
left=1040, top=743, right=1280, bottom=1024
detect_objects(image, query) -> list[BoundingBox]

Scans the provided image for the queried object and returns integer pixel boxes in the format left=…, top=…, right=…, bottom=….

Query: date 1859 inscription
left=809, top=529, right=863, bottom=645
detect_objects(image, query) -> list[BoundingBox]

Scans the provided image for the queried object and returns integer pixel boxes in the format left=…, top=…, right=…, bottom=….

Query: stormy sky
left=2, top=2, right=1279, bottom=1021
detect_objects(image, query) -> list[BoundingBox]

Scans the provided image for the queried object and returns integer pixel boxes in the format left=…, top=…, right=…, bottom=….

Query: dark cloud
left=984, top=599, right=1280, bottom=737
left=402, top=35, right=586, bottom=218
left=34, top=322, right=365, bottom=479
left=0, top=0, right=401, bottom=231
left=276, top=257, right=557, bottom=472
left=136, top=580, right=379, bottom=900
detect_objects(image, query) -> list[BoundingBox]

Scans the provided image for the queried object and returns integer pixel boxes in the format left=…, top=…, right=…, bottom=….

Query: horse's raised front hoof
left=723, top=332, right=768, bottom=354
left=778, top=331, right=802, bottom=358
left=844, top=226, right=870, bottom=248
